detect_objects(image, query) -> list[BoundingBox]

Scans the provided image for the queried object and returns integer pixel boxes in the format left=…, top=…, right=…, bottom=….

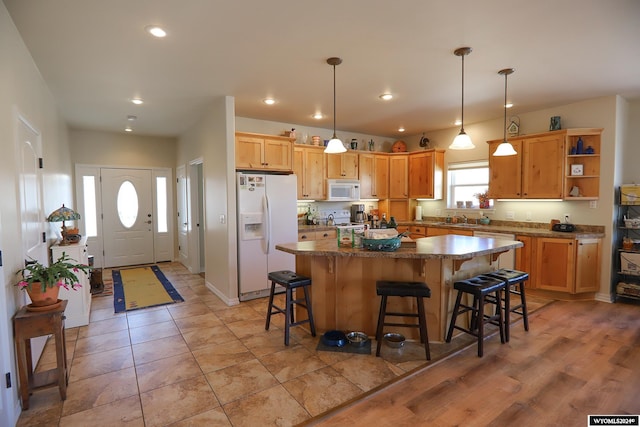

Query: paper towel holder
left=415, top=206, right=423, bottom=221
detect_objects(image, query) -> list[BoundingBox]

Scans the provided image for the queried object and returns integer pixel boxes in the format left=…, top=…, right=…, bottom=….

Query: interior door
left=102, top=168, right=154, bottom=267
left=15, top=115, right=47, bottom=415
left=176, top=165, right=188, bottom=266
left=18, top=117, right=47, bottom=266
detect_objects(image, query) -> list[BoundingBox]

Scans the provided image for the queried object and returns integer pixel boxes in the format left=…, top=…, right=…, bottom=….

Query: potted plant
left=16, top=253, right=91, bottom=308
left=474, top=191, right=491, bottom=209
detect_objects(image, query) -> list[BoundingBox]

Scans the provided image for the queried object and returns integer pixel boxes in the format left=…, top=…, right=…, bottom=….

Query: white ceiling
left=5, top=0, right=640, bottom=138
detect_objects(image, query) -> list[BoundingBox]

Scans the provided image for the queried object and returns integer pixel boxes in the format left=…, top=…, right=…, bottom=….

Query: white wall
left=69, top=129, right=177, bottom=168
left=236, top=117, right=395, bottom=152
left=177, top=97, right=238, bottom=304
left=0, top=3, right=73, bottom=424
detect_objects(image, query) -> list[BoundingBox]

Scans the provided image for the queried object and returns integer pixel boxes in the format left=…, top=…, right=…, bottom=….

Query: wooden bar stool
left=446, top=275, right=505, bottom=357
left=375, top=280, right=431, bottom=360
left=265, top=270, right=316, bottom=346
left=485, top=269, right=530, bottom=342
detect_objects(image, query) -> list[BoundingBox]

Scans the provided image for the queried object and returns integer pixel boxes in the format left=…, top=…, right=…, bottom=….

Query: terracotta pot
left=26, top=282, right=60, bottom=307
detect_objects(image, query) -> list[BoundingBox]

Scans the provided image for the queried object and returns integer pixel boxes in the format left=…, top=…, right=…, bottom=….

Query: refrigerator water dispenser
left=240, top=213, right=263, bottom=240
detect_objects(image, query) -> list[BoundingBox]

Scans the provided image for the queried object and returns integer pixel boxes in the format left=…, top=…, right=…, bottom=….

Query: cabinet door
left=449, top=229, right=473, bottom=236
left=52, top=239, right=90, bottom=328
left=522, top=134, right=564, bottom=198
left=358, top=154, right=375, bottom=199
left=515, top=235, right=535, bottom=289
left=409, top=152, right=433, bottom=198
left=574, top=238, right=601, bottom=293
left=298, top=231, right=316, bottom=242
left=359, top=154, right=389, bottom=199
left=327, top=152, right=358, bottom=179
left=317, top=229, right=337, bottom=240
left=388, top=154, right=408, bottom=198
left=426, top=227, right=449, bottom=236
left=488, top=139, right=522, bottom=199
left=410, top=226, right=427, bottom=239
left=374, top=155, right=389, bottom=199
left=304, top=148, right=326, bottom=199
left=235, top=135, right=264, bottom=169
left=263, top=138, right=293, bottom=171
left=293, top=148, right=305, bottom=199
left=535, top=237, right=574, bottom=292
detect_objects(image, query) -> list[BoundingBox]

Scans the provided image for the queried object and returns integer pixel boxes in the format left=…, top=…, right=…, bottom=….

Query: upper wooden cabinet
left=408, top=149, right=445, bottom=199
left=326, top=151, right=359, bottom=179
left=235, top=132, right=294, bottom=172
left=388, top=153, right=409, bottom=199
left=359, top=153, right=389, bottom=199
left=488, top=128, right=602, bottom=200
left=294, top=146, right=326, bottom=200
left=488, top=131, right=564, bottom=199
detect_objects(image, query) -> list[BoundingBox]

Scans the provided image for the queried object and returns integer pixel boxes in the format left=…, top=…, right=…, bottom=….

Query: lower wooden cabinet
left=425, top=227, right=473, bottom=237
left=298, top=229, right=337, bottom=242
left=534, top=236, right=601, bottom=294
left=515, top=235, right=535, bottom=288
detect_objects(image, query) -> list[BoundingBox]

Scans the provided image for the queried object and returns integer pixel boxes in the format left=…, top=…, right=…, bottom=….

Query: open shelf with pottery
left=564, top=128, right=602, bottom=200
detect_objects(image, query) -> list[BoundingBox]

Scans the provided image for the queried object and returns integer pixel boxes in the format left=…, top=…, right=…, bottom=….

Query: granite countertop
left=298, top=219, right=605, bottom=239
left=276, top=234, right=523, bottom=259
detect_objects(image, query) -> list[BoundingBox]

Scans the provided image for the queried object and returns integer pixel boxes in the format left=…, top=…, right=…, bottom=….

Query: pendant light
left=324, top=57, right=347, bottom=154
left=449, top=47, right=475, bottom=150
left=493, top=68, right=518, bottom=156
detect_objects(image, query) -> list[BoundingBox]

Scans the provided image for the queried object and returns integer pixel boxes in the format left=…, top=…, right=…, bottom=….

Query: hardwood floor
left=307, top=299, right=640, bottom=427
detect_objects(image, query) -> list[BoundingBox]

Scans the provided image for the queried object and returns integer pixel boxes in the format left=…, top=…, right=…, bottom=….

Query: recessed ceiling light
left=312, top=113, right=323, bottom=120
left=127, top=115, right=137, bottom=121
left=398, top=127, right=405, bottom=132
left=505, top=103, right=513, bottom=108
left=379, top=93, right=393, bottom=101
left=263, top=98, right=276, bottom=105
left=131, top=98, right=144, bottom=105
left=454, top=119, right=462, bottom=126
left=145, top=26, right=167, bottom=38
left=125, top=126, right=133, bottom=132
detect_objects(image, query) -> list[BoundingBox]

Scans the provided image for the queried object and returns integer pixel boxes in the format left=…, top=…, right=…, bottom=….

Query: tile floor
left=16, top=262, right=487, bottom=426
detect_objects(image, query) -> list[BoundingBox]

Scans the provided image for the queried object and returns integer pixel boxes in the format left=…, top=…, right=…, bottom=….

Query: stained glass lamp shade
left=47, top=204, right=81, bottom=239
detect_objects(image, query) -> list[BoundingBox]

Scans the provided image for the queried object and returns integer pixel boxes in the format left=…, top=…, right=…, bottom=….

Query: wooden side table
left=13, top=300, right=68, bottom=409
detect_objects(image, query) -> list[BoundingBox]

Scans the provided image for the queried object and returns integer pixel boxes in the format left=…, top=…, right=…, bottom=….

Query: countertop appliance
left=237, top=172, right=297, bottom=301
left=351, top=204, right=365, bottom=223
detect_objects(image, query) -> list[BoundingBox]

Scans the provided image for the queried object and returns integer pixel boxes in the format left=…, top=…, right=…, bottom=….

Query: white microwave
left=327, top=179, right=360, bottom=201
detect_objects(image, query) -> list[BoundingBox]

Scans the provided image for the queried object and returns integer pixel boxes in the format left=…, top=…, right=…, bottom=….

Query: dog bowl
left=383, top=332, right=405, bottom=348
left=346, top=331, right=369, bottom=347
left=322, top=330, right=347, bottom=347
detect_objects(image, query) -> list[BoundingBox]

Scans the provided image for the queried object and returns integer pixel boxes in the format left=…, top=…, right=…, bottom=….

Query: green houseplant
left=17, top=253, right=91, bottom=307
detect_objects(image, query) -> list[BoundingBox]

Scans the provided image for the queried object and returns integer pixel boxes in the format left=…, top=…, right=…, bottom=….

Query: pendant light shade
left=449, top=47, right=475, bottom=150
left=493, top=68, right=518, bottom=157
left=324, top=57, right=346, bottom=154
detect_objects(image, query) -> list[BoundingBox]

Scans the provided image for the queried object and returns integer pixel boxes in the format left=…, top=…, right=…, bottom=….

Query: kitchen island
left=276, top=235, right=523, bottom=342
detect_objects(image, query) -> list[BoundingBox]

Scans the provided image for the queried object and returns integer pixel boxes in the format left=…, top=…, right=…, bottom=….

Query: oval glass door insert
left=117, top=180, right=139, bottom=228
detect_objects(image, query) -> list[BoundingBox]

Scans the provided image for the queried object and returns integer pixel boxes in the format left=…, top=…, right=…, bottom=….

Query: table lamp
left=47, top=204, right=81, bottom=245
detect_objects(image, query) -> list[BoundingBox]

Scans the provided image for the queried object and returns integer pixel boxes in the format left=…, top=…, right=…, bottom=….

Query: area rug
left=113, top=265, right=183, bottom=313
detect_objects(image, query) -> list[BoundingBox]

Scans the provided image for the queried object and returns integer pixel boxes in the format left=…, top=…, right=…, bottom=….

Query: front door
left=102, top=168, right=154, bottom=267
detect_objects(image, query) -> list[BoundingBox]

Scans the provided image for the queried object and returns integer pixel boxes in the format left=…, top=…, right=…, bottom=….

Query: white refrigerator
left=237, top=172, right=298, bottom=301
